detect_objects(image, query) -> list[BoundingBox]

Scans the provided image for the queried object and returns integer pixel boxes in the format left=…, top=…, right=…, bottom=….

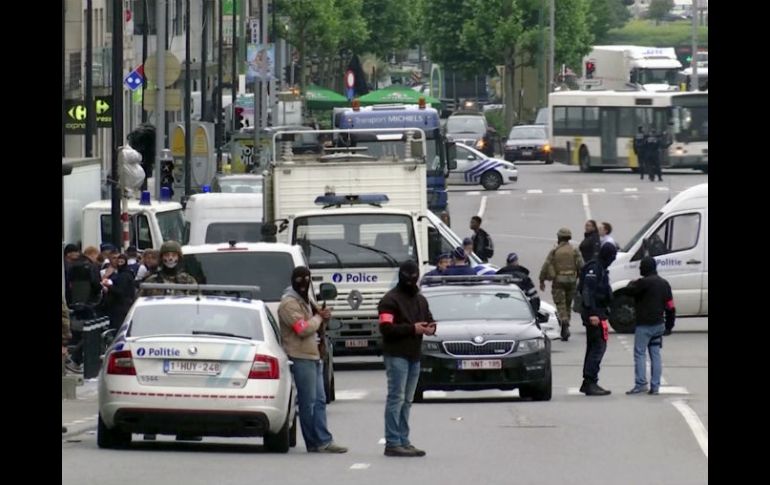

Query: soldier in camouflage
left=539, top=228, right=584, bottom=341
left=139, top=241, right=197, bottom=296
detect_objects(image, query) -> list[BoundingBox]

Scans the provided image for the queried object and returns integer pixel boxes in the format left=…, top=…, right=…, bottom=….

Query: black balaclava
left=397, top=260, right=420, bottom=296
left=291, top=266, right=312, bottom=302
left=640, top=256, right=657, bottom=277
left=598, top=243, right=617, bottom=268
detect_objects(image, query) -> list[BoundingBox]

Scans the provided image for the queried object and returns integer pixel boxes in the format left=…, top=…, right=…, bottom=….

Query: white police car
left=97, top=284, right=297, bottom=452
left=447, top=142, right=518, bottom=191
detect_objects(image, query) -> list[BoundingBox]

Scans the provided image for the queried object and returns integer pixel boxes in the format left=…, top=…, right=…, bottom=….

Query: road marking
left=477, top=195, right=488, bottom=218
left=582, top=193, right=592, bottom=220
left=425, top=389, right=520, bottom=399
left=466, top=191, right=481, bottom=196
left=498, top=190, right=511, bottom=195
left=334, top=390, right=368, bottom=401
left=378, top=438, right=386, bottom=445
left=591, top=188, right=606, bottom=193
left=350, top=463, right=371, bottom=470
left=624, top=187, right=638, bottom=192
left=559, top=188, right=574, bottom=193
left=671, top=400, right=708, bottom=458
left=526, top=189, right=543, bottom=194
left=655, top=187, right=668, bottom=191
left=566, top=386, right=688, bottom=395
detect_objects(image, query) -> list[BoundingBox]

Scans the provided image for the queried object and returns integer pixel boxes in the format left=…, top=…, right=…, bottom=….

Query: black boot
left=560, top=321, right=570, bottom=341
left=584, top=382, right=611, bottom=396
left=579, top=380, right=589, bottom=393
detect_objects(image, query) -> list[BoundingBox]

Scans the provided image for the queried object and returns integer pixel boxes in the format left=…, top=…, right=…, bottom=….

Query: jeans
left=291, top=358, right=332, bottom=450
left=582, top=321, right=607, bottom=384
left=634, top=323, right=665, bottom=389
left=384, top=355, right=421, bottom=448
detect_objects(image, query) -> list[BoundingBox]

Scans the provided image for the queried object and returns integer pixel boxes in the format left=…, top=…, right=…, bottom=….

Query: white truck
left=263, top=128, right=481, bottom=355
left=582, top=45, right=682, bottom=92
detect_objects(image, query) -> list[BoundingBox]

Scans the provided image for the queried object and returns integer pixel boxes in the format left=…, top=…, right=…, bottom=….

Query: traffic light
left=235, top=107, right=244, bottom=130
left=585, top=61, right=596, bottom=79
left=159, top=153, right=175, bottom=197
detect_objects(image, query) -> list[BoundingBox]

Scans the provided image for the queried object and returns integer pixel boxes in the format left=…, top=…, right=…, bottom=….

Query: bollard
left=82, top=316, right=110, bottom=379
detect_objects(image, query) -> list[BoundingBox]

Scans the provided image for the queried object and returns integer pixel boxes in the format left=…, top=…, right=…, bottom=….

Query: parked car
left=416, top=275, right=552, bottom=402
left=97, top=285, right=297, bottom=451
left=504, top=124, right=553, bottom=164
left=447, top=142, right=518, bottom=191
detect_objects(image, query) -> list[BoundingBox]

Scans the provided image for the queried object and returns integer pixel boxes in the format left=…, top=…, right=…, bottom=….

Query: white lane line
left=591, top=188, right=606, bottom=193
left=498, top=190, right=511, bottom=195
left=466, top=191, right=481, bottom=196
left=477, top=195, right=488, bottom=218
left=350, top=464, right=371, bottom=470
left=582, top=193, right=592, bottom=220
left=671, top=400, right=708, bottom=458
left=378, top=438, right=386, bottom=445
left=567, top=386, right=688, bottom=395
left=655, top=187, right=668, bottom=191
left=526, top=189, right=543, bottom=194
left=624, top=187, right=639, bottom=192
left=334, top=390, right=368, bottom=400
left=559, top=188, right=574, bottom=193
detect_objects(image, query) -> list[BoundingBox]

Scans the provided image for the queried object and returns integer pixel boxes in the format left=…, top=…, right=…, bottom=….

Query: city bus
left=333, top=102, right=456, bottom=215
left=548, top=90, right=708, bottom=173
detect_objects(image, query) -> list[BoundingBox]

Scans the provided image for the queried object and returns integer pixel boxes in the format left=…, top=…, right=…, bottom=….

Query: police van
left=183, top=192, right=263, bottom=246
left=608, top=183, right=708, bottom=333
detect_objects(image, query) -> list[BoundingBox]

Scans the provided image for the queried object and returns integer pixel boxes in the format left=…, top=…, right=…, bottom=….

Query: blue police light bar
left=139, top=191, right=152, bottom=206
left=314, top=193, right=390, bottom=207
left=202, top=184, right=211, bottom=193
left=160, top=187, right=172, bottom=202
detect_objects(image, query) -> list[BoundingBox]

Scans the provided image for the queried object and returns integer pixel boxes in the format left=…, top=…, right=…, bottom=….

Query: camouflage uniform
left=540, top=228, right=584, bottom=340
left=139, top=241, right=198, bottom=296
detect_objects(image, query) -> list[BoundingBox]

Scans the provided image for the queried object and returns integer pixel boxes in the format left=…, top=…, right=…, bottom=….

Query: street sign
left=144, top=51, right=182, bottom=87
left=63, top=96, right=113, bottom=133
left=124, top=65, right=145, bottom=91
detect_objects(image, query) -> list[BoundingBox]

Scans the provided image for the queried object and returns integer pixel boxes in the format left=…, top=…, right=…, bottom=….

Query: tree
left=420, top=0, right=480, bottom=75
left=360, top=0, right=416, bottom=59
left=588, top=0, right=632, bottom=43
left=648, top=0, right=674, bottom=26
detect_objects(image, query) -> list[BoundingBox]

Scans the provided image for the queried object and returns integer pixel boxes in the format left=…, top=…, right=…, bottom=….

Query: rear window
left=129, top=303, right=263, bottom=340
left=205, top=222, right=264, bottom=243
left=183, top=251, right=294, bottom=301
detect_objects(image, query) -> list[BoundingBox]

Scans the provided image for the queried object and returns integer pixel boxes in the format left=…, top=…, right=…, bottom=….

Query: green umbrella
left=304, top=84, right=350, bottom=111
left=357, top=85, right=442, bottom=109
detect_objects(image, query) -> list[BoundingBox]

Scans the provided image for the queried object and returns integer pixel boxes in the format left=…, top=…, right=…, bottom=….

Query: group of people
left=537, top=220, right=676, bottom=396
left=633, top=125, right=672, bottom=182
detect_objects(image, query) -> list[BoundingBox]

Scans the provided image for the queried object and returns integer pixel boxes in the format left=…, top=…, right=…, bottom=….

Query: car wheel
left=97, top=414, right=131, bottom=449
left=579, top=146, right=591, bottom=172
left=264, top=413, right=291, bottom=453
left=609, top=294, right=636, bottom=333
left=520, top=365, right=552, bottom=401
left=289, top=414, right=297, bottom=448
left=481, top=170, right=503, bottom=191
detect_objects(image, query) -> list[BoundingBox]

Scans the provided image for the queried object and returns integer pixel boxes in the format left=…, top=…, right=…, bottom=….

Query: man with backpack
left=470, top=216, right=494, bottom=263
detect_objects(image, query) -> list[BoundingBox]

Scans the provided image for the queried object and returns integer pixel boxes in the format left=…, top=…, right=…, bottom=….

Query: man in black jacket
left=619, top=257, right=676, bottom=395
left=470, top=216, right=494, bottom=263
left=497, top=252, right=540, bottom=312
left=378, top=261, right=436, bottom=457
left=577, top=243, right=617, bottom=396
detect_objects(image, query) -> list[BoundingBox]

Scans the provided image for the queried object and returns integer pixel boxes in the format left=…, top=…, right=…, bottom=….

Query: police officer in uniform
left=497, top=253, right=540, bottom=313
left=539, top=228, right=584, bottom=341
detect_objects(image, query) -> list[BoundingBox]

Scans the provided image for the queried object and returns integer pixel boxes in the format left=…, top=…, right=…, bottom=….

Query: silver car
left=97, top=285, right=297, bottom=452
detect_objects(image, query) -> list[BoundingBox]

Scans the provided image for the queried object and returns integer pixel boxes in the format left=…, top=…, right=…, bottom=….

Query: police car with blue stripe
left=447, top=143, right=518, bottom=191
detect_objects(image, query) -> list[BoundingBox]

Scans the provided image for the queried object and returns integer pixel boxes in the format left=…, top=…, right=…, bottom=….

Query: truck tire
left=609, top=294, right=636, bottom=334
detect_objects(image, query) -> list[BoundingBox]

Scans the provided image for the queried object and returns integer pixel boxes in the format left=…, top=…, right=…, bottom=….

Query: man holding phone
left=378, top=261, right=436, bottom=457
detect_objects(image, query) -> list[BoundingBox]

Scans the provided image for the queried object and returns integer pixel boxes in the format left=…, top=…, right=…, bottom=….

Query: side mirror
left=318, top=282, right=338, bottom=301
left=261, top=223, right=278, bottom=242
left=536, top=311, right=549, bottom=324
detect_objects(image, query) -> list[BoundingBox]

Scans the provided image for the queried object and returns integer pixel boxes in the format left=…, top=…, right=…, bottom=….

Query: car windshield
left=447, top=117, right=486, bottom=135
left=509, top=127, right=546, bottom=139
left=294, top=214, right=417, bottom=269
left=622, top=211, right=663, bottom=253
left=182, top=251, right=294, bottom=301
left=129, top=303, right=263, bottom=340
left=426, top=290, right=533, bottom=321
left=205, top=222, right=264, bottom=243
left=157, top=209, right=186, bottom=243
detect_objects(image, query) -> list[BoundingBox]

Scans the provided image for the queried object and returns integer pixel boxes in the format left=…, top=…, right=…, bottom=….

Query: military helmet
left=160, top=240, right=183, bottom=257
left=557, top=227, right=572, bottom=239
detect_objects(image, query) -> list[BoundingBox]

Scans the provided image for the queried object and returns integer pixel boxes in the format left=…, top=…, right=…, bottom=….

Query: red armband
left=665, top=299, right=675, bottom=310
left=379, top=313, right=394, bottom=325
left=292, top=319, right=309, bottom=334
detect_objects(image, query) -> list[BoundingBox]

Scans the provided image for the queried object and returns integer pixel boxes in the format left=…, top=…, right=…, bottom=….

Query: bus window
left=553, top=107, right=567, bottom=131
left=618, top=107, right=636, bottom=137
left=566, top=107, right=582, bottom=130
left=584, top=107, right=599, bottom=131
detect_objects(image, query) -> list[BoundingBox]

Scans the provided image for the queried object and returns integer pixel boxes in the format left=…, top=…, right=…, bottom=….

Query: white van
left=184, top=193, right=264, bottom=245
left=609, top=183, right=708, bottom=332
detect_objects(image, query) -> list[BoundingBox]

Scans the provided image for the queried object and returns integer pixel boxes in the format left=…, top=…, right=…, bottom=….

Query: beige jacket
left=278, top=288, right=323, bottom=360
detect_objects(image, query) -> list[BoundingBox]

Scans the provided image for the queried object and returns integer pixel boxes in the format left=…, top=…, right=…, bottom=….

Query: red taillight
left=107, top=350, right=136, bottom=375
left=248, top=354, right=279, bottom=379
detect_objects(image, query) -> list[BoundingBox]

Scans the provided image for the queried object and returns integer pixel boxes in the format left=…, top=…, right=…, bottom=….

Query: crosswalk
left=333, top=386, right=690, bottom=401
left=453, top=186, right=675, bottom=197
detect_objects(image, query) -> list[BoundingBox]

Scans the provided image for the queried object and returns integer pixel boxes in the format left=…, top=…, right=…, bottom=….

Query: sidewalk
left=62, top=378, right=99, bottom=439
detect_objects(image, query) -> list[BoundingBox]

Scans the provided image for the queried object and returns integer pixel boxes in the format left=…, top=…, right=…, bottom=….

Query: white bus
left=548, top=90, right=708, bottom=173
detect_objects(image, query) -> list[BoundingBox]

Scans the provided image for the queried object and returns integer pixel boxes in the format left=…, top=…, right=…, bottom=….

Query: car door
left=640, top=210, right=704, bottom=316
left=700, top=208, right=708, bottom=314
left=449, top=145, right=478, bottom=185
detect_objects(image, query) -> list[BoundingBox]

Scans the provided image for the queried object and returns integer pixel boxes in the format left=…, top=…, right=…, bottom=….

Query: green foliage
left=606, top=19, right=708, bottom=47
left=648, top=0, right=674, bottom=24
left=588, top=0, right=632, bottom=43
left=421, top=0, right=478, bottom=74
left=360, top=0, right=416, bottom=57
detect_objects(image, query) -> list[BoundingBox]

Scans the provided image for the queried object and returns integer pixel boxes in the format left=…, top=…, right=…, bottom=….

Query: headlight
left=476, top=139, right=485, bottom=149
left=543, top=144, right=551, bottom=152
left=422, top=341, right=441, bottom=352
left=517, top=338, right=545, bottom=352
